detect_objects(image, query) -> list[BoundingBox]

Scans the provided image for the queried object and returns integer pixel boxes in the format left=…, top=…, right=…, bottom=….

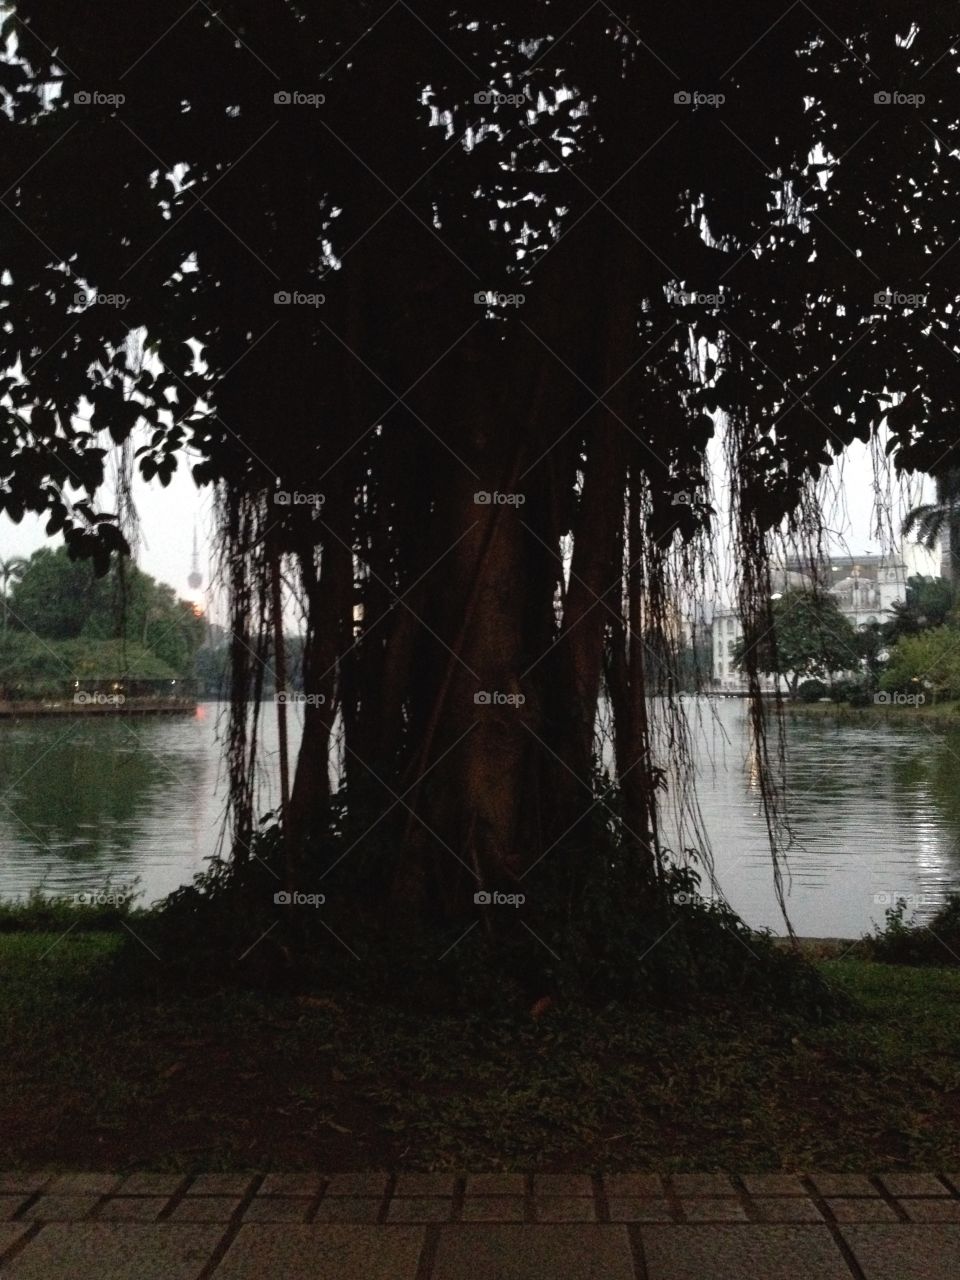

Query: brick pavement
left=2, top=1171, right=960, bottom=1276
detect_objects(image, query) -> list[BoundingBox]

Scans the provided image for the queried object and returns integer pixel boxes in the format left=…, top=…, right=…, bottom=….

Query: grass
left=2, top=931, right=960, bottom=1173
left=787, top=700, right=960, bottom=721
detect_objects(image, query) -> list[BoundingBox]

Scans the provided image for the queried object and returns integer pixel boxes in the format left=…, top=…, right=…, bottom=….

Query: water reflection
left=1, top=698, right=960, bottom=934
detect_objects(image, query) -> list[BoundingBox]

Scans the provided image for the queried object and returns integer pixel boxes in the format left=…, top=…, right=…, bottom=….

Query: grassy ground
left=2, top=932, right=960, bottom=1173
left=787, top=700, right=960, bottom=721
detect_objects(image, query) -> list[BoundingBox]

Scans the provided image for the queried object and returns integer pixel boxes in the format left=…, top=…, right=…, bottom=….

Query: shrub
left=797, top=678, right=829, bottom=702
left=865, top=894, right=960, bottom=966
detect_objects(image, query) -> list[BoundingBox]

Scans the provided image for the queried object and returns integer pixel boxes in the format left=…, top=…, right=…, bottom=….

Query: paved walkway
left=2, top=1171, right=959, bottom=1277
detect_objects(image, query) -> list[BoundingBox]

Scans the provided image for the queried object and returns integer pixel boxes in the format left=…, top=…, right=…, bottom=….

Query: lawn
left=1, top=932, right=959, bottom=1173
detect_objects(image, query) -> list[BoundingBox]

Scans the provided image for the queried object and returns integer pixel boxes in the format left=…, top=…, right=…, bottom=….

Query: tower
left=188, top=527, right=203, bottom=591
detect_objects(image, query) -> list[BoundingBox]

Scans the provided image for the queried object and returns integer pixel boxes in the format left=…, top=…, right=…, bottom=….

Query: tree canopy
left=3, top=4, right=960, bottom=950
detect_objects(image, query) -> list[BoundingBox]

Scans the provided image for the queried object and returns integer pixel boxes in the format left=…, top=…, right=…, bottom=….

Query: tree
left=7, top=548, right=203, bottom=673
left=734, top=591, right=860, bottom=699
left=2, top=4, right=960, bottom=956
left=884, top=574, right=956, bottom=641
left=903, top=471, right=960, bottom=582
left=0, top=556, right=27, bottom=630
left=881, top=628, right=960, bottom=704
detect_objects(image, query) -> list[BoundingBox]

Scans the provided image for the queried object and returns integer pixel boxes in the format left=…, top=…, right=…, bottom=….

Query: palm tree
left=0, top=557, right=27, bottom=631
left=903, top=470, right=960, bottom=582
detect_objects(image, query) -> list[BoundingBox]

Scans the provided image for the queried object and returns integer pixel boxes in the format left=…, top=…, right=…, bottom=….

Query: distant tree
left=734, top=590, right=859, bottom=699
left=903, top=471, right=960, bottom=582
left=8, top=548, right=203, bottom=673
left=856, top=620, right=887, bottom=692
left=881, top=628, right=960, bottom=704
left=0, top=556, right=27, bottom=631
left=884, top=575, right=956, bottom=642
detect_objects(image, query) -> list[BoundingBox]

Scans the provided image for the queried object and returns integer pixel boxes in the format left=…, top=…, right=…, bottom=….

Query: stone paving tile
left=393, top=1172, right=458, bottom=1196
left=0, top=1174, right=47, bottom=1195
left=604, top=1173, right=663, bottom=1197
left=96, top=1198, right=167, bottom=1222
left=461, top=1196, right=525, bottom=1222
left=313, top=1197, right=381, bottom=1223
left=214, top=1225, right=424, bottom=1280
left=754, top=1197, right=824, bottom=1223
left=432, top=1225, right=634, bottom=1279
left=0, top=1224, right=222, bottom=1280
left=898, top=1198, right=960, bottom=1222
left=323, top=1172, right=388, bottom=1197
left=242, top=1197, right=313, bottom=1223
left=809, top=1173, right=878, bottom=1197
left=115, top=1173, right=185, bottom=1197
left=740, top=1174, right=808, bottom=1196
left=0, top=1197, right=28, bottom=1222
left=167, top=1196, right=243, bottom=1222
left=387, top=1197, right=453, bottom=1223
left=531, top=1174, right=593, bottom=1197
left=257, top=1173, right=322, bottom=1197
left=185, top=1173, right=255, bottom=1196
left=0, top=1223, right=29, bottom=1256
left=877, top=1173, right=949, bottom=1197
left=826, top=1197, right=898, bottom=1222
left=45, top=1173, right=121, bottom=1196
left=21, top=1195, right=100, bottom=1221
left=465, top=1173, right=526, bottom=1196
left=843, top=1224, right=960, bottom=1280
left=533, top=1196, right=597, bottom=1222
left=670, top=1174, right=737, bottom=1196
left=640, top=1225, right=853, bottom=1280
left=681, top=1199, right=748, bottom=1222
left=607, top=1197, right=673, bottom=1222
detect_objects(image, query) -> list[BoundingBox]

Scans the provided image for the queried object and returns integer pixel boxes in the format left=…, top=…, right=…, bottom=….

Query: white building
left=709, top=546, right=942, bottom=693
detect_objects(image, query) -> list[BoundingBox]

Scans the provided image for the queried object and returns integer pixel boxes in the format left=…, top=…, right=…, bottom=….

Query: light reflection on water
left=1, top=698, right=959, bottom=936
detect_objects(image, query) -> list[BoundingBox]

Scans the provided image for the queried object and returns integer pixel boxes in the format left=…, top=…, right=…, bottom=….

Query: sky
left=0, top=433, right=936, bottom=629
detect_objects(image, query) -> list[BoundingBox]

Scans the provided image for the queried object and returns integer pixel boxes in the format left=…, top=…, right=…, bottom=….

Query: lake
left=0, top=698, right=957, bottom=937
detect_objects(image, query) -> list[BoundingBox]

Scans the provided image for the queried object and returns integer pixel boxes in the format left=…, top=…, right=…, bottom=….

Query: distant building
left=709, top=544, right=942, bottom=693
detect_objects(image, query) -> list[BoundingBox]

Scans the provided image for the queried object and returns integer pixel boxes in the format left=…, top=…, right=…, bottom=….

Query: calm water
left=0, top=698, right=958, bottom=936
